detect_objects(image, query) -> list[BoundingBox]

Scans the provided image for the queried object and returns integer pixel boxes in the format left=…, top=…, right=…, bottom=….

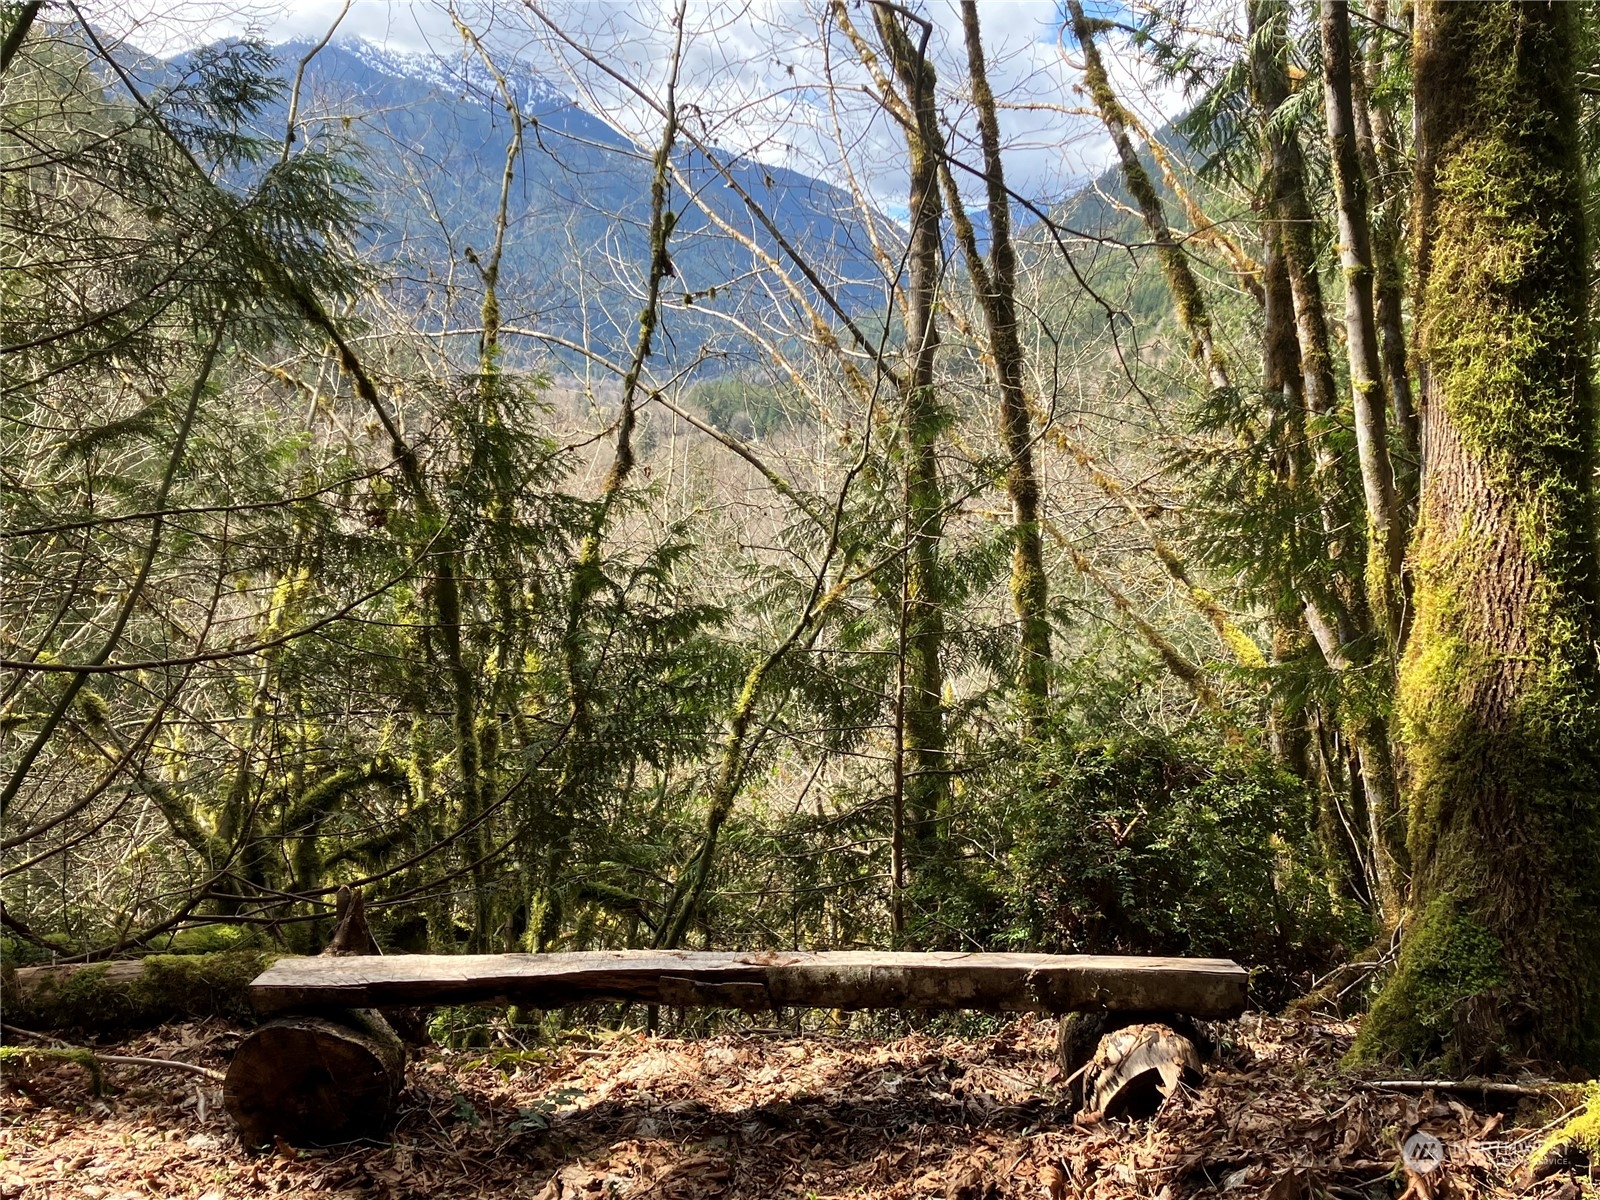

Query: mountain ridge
left=175, top=34, right=896, bottom=370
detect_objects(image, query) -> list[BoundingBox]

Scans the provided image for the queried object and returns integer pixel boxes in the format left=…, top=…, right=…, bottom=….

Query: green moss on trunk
left=1351, top=0, right=1600, bottom=1069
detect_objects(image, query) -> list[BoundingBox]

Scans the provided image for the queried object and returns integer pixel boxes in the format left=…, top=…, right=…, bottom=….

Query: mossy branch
left=0, top=1044, right=104, bottom=1095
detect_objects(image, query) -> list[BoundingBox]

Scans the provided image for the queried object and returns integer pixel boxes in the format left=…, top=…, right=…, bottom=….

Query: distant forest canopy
left=6, top=0, right=1600, bottom=1068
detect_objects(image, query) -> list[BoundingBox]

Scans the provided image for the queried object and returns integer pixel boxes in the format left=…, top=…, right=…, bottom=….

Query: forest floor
left=0, top=1012, right=1590, bottom=1200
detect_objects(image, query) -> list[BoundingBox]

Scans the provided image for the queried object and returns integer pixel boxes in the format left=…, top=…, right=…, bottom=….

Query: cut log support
left=223, top=1011, right=405, bottom=1148
left=225, top=888, right=406, bottom=1148
left=246, top=950, right=1248, bottom=1018
left=1056, top=1010, right=1211, bottom=1114
left=1086, top=1022, right=1203, bottom=1118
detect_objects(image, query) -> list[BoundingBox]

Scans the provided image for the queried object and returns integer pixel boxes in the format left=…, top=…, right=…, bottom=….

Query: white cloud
left=81, top=0, right=1186, bottom=206
left=81, top=0, right=447, bottom=55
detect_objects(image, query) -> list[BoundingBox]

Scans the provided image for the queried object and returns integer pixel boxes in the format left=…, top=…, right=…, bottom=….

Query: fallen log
left=0, top=951, right=275, bottom=1034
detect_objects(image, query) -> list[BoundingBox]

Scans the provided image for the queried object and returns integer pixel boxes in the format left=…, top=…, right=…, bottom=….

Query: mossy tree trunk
left=954, top=0, right=1051, bottom=718
left=875, top=4, right=949, bottom=864
left=1249, top=0, right=1407, bottom=927
left=1354, top=0, right=1600, bottom=1069
left=1351, top=0, right=1419, bottom=488
left=1321, top=0, right=1405, bottom=646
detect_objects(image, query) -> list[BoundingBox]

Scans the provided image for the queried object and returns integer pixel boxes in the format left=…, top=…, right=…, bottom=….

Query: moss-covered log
left=1353, top=0, right=1600, bottom=1068
left=1, top=951, right=278, bottom=1034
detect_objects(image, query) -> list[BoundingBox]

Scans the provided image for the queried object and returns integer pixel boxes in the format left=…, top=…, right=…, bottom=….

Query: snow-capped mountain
left=319, top=35, right=575, bottom=118
left=180, top=34, right=887, bottom=364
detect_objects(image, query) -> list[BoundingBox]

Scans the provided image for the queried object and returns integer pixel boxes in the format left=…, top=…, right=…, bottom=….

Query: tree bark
left=954, top=0, right=1051, bottom=715
left=1321, top=0, right=1404, bottom=646
left=875, top=4, right=949, bottom=861
left=1354, top=0, right=1600, bottom=1069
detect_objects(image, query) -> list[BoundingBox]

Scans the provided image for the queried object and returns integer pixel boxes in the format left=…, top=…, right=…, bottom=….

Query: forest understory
left=13, top=0, right=1600, bottom=1183
left=2, top=1013, right=1594, bottom=1200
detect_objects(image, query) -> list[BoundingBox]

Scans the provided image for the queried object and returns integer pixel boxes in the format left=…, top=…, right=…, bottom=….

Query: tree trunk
left=875, top=5, right=949, bottom=862
left=1260, top=193, right=1305, bottom=419
left=1350, top=712, right=1405, bottom=920
left=1250, top=2, right=1341, bottom=495
left=1268, top=620, right=1316, bottom=782
left=950, top=0, right=1050, bottom=715
left=1, top=952, right=274, bottom=1033
left=1061, top=4, right=1296, bottom=690
left=1057, top=1012, right=1208, bottom=1118
left=1249, top=0, right=1346, bottom=536
left=1067, top=1, right=1228, bottom=394
left=1354, top=0, right=1600, bottom=1069
left=1321, top=0, right=1404, bottom=645
left=1351, top=0, right=1419, bottom=481
left=1252, top=0, right=1407, bottom=926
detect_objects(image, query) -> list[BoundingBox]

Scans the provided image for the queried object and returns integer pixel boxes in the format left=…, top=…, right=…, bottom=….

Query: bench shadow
left=387, top=1077, right=1073, bottom=1196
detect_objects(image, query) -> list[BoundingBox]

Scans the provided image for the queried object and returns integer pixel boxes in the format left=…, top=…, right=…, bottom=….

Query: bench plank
left=248, top=950, right=1248, bottom=1018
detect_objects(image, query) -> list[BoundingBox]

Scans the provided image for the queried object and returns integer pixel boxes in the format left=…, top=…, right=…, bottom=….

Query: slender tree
left=951, top=0, right=1051, bottom=716
left=1321, top=0, right=1404, bottom=647
left=1351, top=0, right=1419, bottom=477
left=870, top=1, right=950, bottom=864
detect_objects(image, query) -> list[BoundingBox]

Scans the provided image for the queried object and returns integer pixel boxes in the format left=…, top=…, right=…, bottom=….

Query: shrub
left=1008, top=736, right=1369, bottom=1007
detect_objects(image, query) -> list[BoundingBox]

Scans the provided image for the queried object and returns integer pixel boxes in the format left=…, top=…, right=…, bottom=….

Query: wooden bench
left=224, top=949, right=1247, bottom=1146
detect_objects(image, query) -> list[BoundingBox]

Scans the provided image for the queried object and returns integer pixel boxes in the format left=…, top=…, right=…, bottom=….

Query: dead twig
left=1357, top=1079, right=1557, bottom=1097
left=100, top=1054, right=225, bottom=1081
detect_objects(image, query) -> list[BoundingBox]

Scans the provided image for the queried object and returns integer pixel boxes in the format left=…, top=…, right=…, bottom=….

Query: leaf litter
left=0, top=1013, right=1589, bottom=1199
